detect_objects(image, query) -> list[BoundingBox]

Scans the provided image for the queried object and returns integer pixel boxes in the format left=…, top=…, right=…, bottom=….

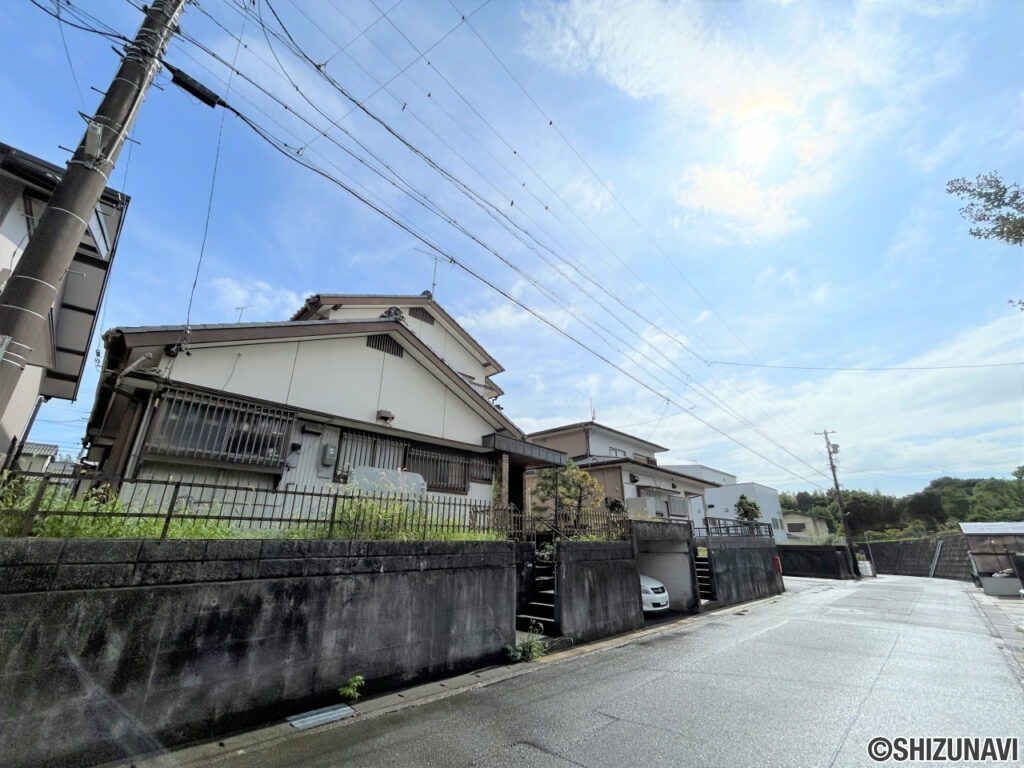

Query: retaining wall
left=860, top=534, right=971, bottom=581
left=556, top=541, right=643, bottom=643
left=777, top=544, right=857, bottom=580
left=0, top=538, right=515, bottom=768
left=707, top=543, right=784, bottom=606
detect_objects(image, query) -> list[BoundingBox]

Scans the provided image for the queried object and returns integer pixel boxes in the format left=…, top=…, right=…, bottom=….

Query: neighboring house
left=525, top=421, right=719, bottom=522
left=704, top=482, right=788, bottom=545
left=83, top=294, right=565, bottom=511
left=783, top=511, right=831, bottom=541
left=0, top=142, right=129, bottom=463
left=12, top=442, right=58, bottom=473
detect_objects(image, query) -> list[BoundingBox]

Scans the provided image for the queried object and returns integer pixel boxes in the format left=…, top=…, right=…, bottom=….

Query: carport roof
left=959, top=522, right=1024, bottom=536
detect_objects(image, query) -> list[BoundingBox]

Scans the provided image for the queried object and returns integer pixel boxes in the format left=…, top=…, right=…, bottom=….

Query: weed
left=338, top=674, right=365, bottom=702
left=506, top=620, right=548, bottom=663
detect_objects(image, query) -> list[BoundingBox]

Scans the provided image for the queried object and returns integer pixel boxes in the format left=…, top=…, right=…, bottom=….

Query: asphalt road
left=137, top=576, right=1024, bottom=768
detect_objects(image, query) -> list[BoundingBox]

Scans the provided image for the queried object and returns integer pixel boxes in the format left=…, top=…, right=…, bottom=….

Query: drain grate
left=286, top=703, right=356, bottom=731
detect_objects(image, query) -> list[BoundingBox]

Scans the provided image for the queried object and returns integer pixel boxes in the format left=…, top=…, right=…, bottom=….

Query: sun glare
left=734, top=121, right=779, bottom=168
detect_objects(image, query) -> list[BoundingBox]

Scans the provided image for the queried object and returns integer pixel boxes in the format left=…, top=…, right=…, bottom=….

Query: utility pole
left=817, top=429, right=860, bottom=578
left=0, top=0, right=187, bottom=434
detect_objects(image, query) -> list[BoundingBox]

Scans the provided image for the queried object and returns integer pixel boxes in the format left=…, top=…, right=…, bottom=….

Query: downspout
left=121, top=389, right=157, bottom=479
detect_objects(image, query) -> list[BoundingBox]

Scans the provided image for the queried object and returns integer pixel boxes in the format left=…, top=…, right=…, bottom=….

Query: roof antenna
left=235, top=304, right=252, bottom=322
left=590, top=399, right=596, bottom=421
left=413, top=247, right=441, bottom=296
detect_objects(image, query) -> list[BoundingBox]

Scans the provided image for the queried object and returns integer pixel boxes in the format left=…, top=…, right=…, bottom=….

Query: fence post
left=18, top=474, right=51, bottom=537
left=160, top=481, right=182, bottom=540
left=326, top=492, right=338, bottom=540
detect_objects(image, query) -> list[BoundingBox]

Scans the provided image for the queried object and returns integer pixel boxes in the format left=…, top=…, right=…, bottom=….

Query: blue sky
left=2, top=0, right=1021, bottom=496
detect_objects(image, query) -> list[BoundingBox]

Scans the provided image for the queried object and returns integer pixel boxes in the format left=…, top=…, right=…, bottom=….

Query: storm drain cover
left=287, top=703, right=356, bottom=730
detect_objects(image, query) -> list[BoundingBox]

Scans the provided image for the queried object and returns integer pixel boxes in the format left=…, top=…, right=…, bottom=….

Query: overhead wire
left=249, top=0, right=834, bottom=481
left=171, top=0, right=833, bottom=483
left=199, top=77, right=829, bottom=487
left=446, top=0, right=832, bottom=445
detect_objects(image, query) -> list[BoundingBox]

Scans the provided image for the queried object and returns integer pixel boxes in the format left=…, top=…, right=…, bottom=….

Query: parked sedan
left=640, top=574, right=670, bottom=612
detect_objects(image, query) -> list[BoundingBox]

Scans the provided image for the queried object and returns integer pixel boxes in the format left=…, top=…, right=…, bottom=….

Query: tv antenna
left=235, top=304, right=253, bottom=322
left=414, top=247, right=443, bottom=296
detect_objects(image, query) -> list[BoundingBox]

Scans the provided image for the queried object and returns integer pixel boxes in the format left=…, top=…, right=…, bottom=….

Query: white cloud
left=524, top=0, right=967, bottom=239
left=209, top=277, right=305, bottom=322
left=673, top=165, right=805, bottom=238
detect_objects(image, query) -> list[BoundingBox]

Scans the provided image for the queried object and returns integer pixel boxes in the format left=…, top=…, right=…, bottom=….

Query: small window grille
left=408, top=306, right=435, bottom=325
left=367, top=334, right=403, bottom=357
left=469, top=455, right=496, bottom=482
left=144, top=389, right=293, bottom=469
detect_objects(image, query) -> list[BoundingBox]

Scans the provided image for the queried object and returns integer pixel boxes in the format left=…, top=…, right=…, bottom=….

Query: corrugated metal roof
left=959, top=522, right=1024, bottom=535
left=21, top=442, right=59, bottom=457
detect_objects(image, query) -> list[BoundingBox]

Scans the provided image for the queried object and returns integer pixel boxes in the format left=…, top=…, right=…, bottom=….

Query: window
left=144, top=389, right=293, bottom=469
left=469, top=455, right=496, bottom=483
left=338, top=431, right=405, bottom=472
left=787, top=522, right=806, bottom=533
left=336, top=428, right=480, bottom=494
left=407, top=446, right=468, bottom=493
left=609, top=447, right=627, bottom=458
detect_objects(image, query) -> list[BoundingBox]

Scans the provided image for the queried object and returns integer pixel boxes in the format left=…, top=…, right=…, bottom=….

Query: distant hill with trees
left=779, top=467, right=1023, bottom=541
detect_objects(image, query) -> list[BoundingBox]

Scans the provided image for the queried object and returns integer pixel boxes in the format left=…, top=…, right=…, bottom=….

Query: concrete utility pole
left=817, top=429, right=860, bottom=578
left=0, top=0, right=187, bottom=418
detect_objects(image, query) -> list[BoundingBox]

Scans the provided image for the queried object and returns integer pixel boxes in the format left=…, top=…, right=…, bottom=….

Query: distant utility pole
left=817, top=429, right=860, bottom=578
left=0, top=0, right=187, bottom=420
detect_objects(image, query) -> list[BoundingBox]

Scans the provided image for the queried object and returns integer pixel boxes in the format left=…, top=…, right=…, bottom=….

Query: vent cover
left=367, top=334, right=403, bottom=357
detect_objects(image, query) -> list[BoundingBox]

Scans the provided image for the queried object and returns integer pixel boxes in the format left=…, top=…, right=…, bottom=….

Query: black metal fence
left=693, top=516, right=775, bottom=542
left=0, top=470, right=522, bottom=541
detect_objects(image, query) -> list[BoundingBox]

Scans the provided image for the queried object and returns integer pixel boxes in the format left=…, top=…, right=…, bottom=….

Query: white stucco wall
left=704, top=483, right=786, bottom=544
left=322, top=305, right=490, bottom=385
left=164, top=335, right=495, bottom=446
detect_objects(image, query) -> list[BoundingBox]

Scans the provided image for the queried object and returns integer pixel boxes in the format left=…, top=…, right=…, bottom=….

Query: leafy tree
left=947, top=172, right=1024, bottom=246
left=795, top=491, right=816, bottom=512
left=947, top=172, right=1023, bottom=310
left=531, top=460, right=603, bottom=529
left=966, top=474, right=1024, bottom=522
left=734, top=494, right=761, bottom=522
left=778, top=491, right=799, bottom=515
left=900, top=491, right=946, bottom=531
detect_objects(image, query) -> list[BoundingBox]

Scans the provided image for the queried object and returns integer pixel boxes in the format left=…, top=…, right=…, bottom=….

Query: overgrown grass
left=0, top=474, right=504, bottom=542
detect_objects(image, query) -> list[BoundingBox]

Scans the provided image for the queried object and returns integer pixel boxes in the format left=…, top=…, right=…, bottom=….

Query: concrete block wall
left=707, top=545, right=785, bottom=606
left=777, top=545, right=856, bottom=580
left=932, top=535, right=973, bottom=581
left=556, top=541, right=643, bottom=643
left=0, top=538, right=516, bottom=768
left=864, top=535, right=971, bottom=581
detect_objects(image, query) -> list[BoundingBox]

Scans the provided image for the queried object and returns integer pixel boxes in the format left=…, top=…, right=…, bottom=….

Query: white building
left=0, top=142, right=129, bottom=463
left=703, top=482, right=787, bottom=545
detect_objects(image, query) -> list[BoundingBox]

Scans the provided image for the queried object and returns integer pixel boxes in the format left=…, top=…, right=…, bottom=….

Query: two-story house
left=0, top=142, right=129, bottom=464
left=83, top=293, right=564, bottom=511
left=525, top=421, right=719, bottom=522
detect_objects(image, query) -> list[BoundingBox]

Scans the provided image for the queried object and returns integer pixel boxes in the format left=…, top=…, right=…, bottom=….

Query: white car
left=640, top=574, right=670, bottom=612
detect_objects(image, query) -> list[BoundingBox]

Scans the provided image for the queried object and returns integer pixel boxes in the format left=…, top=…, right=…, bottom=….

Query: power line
left=711, top=360, right=1023, bottom=372
left=235, top=0, right=832, bottom=480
